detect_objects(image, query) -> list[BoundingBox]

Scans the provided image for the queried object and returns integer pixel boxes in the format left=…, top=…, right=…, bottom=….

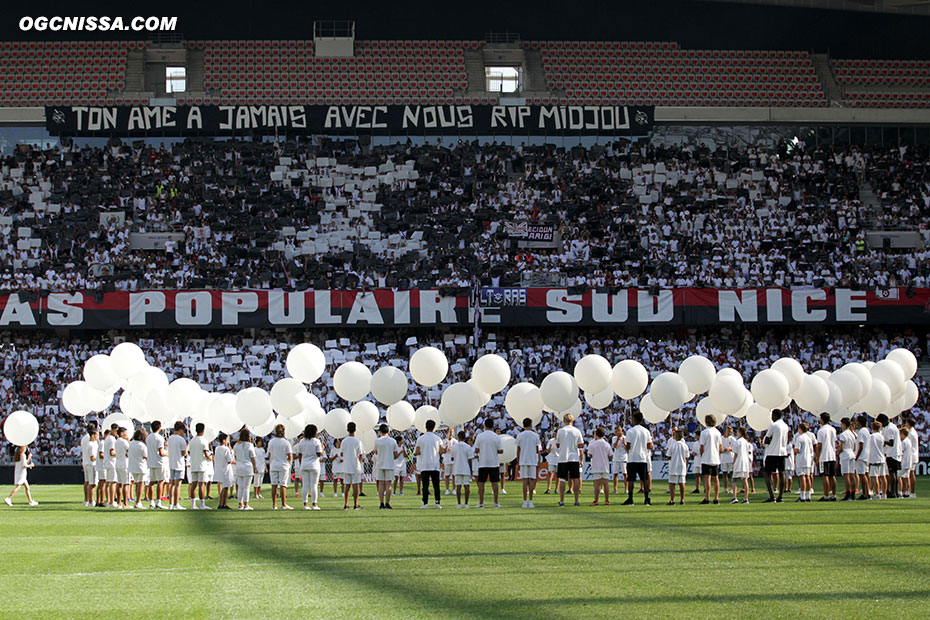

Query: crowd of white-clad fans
left=0, top=139, right=928, bottom=293
left=1, top=326, right=927, bottom=465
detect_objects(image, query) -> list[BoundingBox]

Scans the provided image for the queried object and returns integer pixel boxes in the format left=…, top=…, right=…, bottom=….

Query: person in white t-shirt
left=128, top=428, right=148, bottom=509
left=543, top=435, right=559, bottom=495
left=689, top=434, right=703, bottom=496
left=232, top=429, right=257, bottom=510
left=854, top=415, right=872, bottom=500
left=341, top=422, right=364, bottom=510
left=877, top=414, right=902, bottom=498
left=699, top=416, right=725, bottom=504
left=4, top=445, right=36, bottom=507
left=393, top=442, right=407, bottom=497
left=96, top=429, right=107, bottom=506
left=451, top=431, right=475, bottom=508
left=267, top=424, right=294, bottom=510
left=898, top=426, right=912, bottom=498
left=187, top=423, right=213, bottom=510
left=729, top=427, right=753, bottom=504
left=555, top=414, right=585, bottom=507
left=905, top=418, right=920, bottom=498
left=587, top=427, right=613, bottom=506
left=720, top=426, right=737, bottom=493
left=443, top=428, right=457, bottom=495
left=665, top=429, right=690, bottom=505
left=166, top=422, right=189, bottom=510
left=374, top=424, right=401, bottom=509
left=515, top=418, right=542, bottom=508
left=296, top=425, right=324, bottom=510
left=762, top=409, right=789, bottom=503
left=474, top=418, right=503, bottom=508
left=145, top=421, right=169, bottom=510
left=80, top=423, right=100, bottom=507
left=837, top=417, right=858, bottom=501
left=113, top=426, right=131, bottom=509
left=253, top=437, right=267, bottom=500
left=611, top=427, right=627, bottom=495
left=793, top=423, right=816, bottom=502
left=213, top=433, right=234, bottom=510
left=814, top=413, right=838, bottom=501
left=415, top=419, right=445, bottom=509
left=623, top=412, right=654, bottom=506
left=103, top=424, right=118, bottom=507
left=329, top=439, right=343, bottom=497
left=868, top=421, right=887, bottom=499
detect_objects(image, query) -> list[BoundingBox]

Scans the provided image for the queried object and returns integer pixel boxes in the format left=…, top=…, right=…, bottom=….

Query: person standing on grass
left=876, top=414, right=902, bottom=499
left=611, top=427, right=627, bottom=495
left=474, top=418, right=503, bottom=508
left=699, top=415, right=724, bottom=505
left=837, top=417, right=858, bottom=501
left=555, top=414, right=585, bottom=507
left=443, top=428, right=457, bottom=496
left=296, top=424, right=324, bottom=511
left=374, top=424, right=401, bottom=509
left=95, top=428, right=108, bottom=507
left=587, top=427, right=613, bottom=506
left=783, top=429, right=795, bottom=495
left=793, top=422, right=815, bottom=503
left=689, top=432, right=703, bottom=496
left=515, top=417, right=542, bottom=508
left=329, top=438, right=343, bottom=498
left=623, top=412, right=654, bottom=506
left=904, top=418, right=919, bottom=498
left=145, top=421, right=168, bottom=510
left=452, top=430, right=474, bottom=508
left=544, top=433, right=559, bottom=495
left=720, top=426, right=736, bottom=495
left=854, top=415, right=872, bottom=500
left=393, top=441, right=407, bottom=497
left=762, top=409, right=789, bottom=503
left=4, top=445, right=37, bottom=507
left=341, top=422, right=364, bottom=510
left=233, top=429, right=257, bottom=511
left=666, top=429, right=689, bottom=505
left=415, top=419, right=444, bottom=509
left=188, top=423, right=212, bottom=510
left=128, top=429, right=148, bottom=509
left=253, top=437, right=267, bottom=500
left=103, top=423, right=118, bottom=507
left=114, top=426, right=130, bottom=509
left=267, top=424, right=294, bottom=510
left=898, top=426, right=912, bottom=498
left=167, top=422, right=188, bottom=511
left=815, top=413, right=838, bottom=502
left=80, top=422, right=99, bottom=507
left=214, top=433, right=234, bottom=510
left=730, top=427, right=753, bottom=504
left=868, top=421, right=887, bottom=499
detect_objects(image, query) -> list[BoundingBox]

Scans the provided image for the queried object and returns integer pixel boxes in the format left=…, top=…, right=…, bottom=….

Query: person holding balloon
left=4, top=445, right=37, bottom=507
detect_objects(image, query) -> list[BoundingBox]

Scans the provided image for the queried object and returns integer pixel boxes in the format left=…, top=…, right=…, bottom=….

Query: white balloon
left=359, top=428, right=377, bottom=453
left=301, top=407, right=326, bottom=431
left=333, top=361, right=373, bottom=402
left=86, top=386, right=114, bottom=413
left=901, top=380, right=919, bottom=411
left=840, top=363, right=872, bottom=398
left=499, top=434, right=517, bottom=464
left=127, top=367, right=168, bottom=403
left=886, top=348, right=917, bottom=380
left=732, top=389, right=753, bottom=418
left=860, top=379, right=892, bottom=416
left=471, top=353, right=511, bottom=394
left=649, top=372, right=690, bottom=412
left=209, top=394, right=242, bottom=435
left=3, top=410, right=39, bottom=446
left=812, top=370, right=832, bottom=381
left=62, top=381, right=93, bottom=416
left=746, top=404, right=772, bottom=432
left=101, top=412, right=133, bottom=432
left=119, top=391, right=146, bottom=422
left=350, top=401, right=380, bottom=430
left=793, top=374, right=830, bottom=413
left=466, top=379, right=491, bottom=407
left=611, top=360, right=649, bottom=400
left=236, top=387, right=274, bottom=427
left=144, top=389, right=171, bottom=425
left=295, top=392, right=322, bottom=413
left=573, top=354, right=613, bottom=395
left=110, top=342, right=147, bottom=379
left=386, top=401, right=416, bottom=430
left=251, top=414, right=279, bottom=437
left=540, top=371, right=578, bottom=413
left=750, top=369, right=791, bottom=409
left=695, top=397, right=716, bottom=426
left=584, top=387, right=614, bottom=411
left=861, top=361, right=875, bottom=370
left=409, top=347, right=449, bottom=387
left=270, top=378, right=307, bottom=418
left=323, top=408, right=352, bottom=439
left=710, top=376, right=748, bottom=415
left=440, top=382, right=483, bottom=426
left=369, top=366, right=408, bottom=406
left=823, top=380, right=844, bottom=416
left=678, top=355, right=716, bottom=395
left=282, top=415, right=304, bottom=440
left=639, top=393, right=669, bottom=424
left=505, top=383, right=544, bottom=425
left=715, top=368, right=743, bottom=383
left=870, top=359, right=906, bottom=400
left=771, top=358, right=805, bottom=394
left=166, top=378, right=202, bottom=417
left=414, top=405, right=439, bottom=434
left=564, top=399, right=582, bottom=416
left=286, top=343, right=327, bottom=384
left=829, top=369, right=862, bottom=408
left=83, top=354, right=118, bottom=392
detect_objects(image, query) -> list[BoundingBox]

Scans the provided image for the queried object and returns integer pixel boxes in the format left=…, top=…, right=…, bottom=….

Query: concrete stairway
left=813, top=53, right=843, bottom=106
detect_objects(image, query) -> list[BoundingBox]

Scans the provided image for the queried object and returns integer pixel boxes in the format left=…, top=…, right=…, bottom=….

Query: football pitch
left=2, top=480, right=929, bottom=620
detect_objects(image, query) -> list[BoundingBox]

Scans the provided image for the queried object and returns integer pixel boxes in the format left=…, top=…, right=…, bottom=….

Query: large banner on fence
left=44, top=104, right=655, bottom=136
left=0, top=288, right=929, bottom=330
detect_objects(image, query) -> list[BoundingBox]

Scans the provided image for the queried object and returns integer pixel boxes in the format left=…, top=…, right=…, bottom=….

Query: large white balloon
left=119, top=391, right=147, bottom=422
left=886, top=348, right=917, bottom=380
left=823, top=380, right=844, bottom=416
left=573, top=354, right=613, bottom=395
left=301, top=406, right=326, bottom=431
left=840, top=363, right=872, bottom=398
left=829, top=369, right=863, bottom=409
left=771, top=358, right=805, bottom=394
left=746, top=404, right=772, bottom=432
left=540, top=371, right=578, bottom=413
left=286, top=343, right=327, bottom=384
left=466, top=379, right=491, bottom=407
left=716, top=368, right=744, bottom=383
left=870, top=359, right=906, bottom=400
left=812, top=370, right=832, bottom=381
left=251, top=414, right=279, bottom=437
left=127, top=367, right=169, bottom=404
left=611, top=360, right=649, bottom=400
left=584, top=387, right=614, bottom=411
left=751, top=369, right=791, bottom=409
left=369, top=366, right=408, bottom=406
left=282, top=415, right=304, bottom=440
left=62, top=381, right=93, bottom=416
left=732, top=389, right=753, bottom=419
left=505, top=383, right=544, bottom=425
left=440, top=382, right=483, bottom=426
left=386, top=401, right=416, bottom=430
left=236, top=387, right=273, bottom=427
left=270, top=378, right=307, bottom=418
left=166, top=378, right=202, bottom=417
left=639, top=393, right=669, bottom=424
left=359, top=428, right=377, bottom=453
left=499, top=434, right=517, bottom=464
left=793, top=374, right=830, bottom=413
left=409, top=347, right=449, bottom=387
left=3, top=410, right=39, bottom=446
left=209, top=394, right=242, bottom=435
left=333, top=361, right=373, bottom=402
left=471, top=354, right=511, bottom=394
left=110, top=342, right=147, bottom=379
left=710, top=377, right=749, bottom=416
left=649, top=372, right=690, bottom=412
left=144, top=389, right=171, bottom=425
left=695, top=396, right=716, bottom=426
left=678, top=355, right=716, bottom=395
left=860, top=379, right=892, bottom=416
left=83, top=354, right=118, bottom=392
left=414, top=405, right=439, bottom=434
left=901, top=380, right=919, bottom=411
left=564, top=399, right=582, bottom=417
left=323, top=408, right=352, bottom=438
left=350, top=401, right=380, bottom=430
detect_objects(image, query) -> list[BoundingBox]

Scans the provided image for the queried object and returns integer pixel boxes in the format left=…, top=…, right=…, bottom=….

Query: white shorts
left=83, top=465, right=98, bottom=484
left=375, top=469, right=394, bottom=482
left=270, top=469, right=289, bottom=486
left=855, top=460, right=868, bottom=475
left=721, top=462, right=733, bottom=473
left=149, top=467, right=166, bottom=482
left=784, top=468, right=795, bottom=478
left=901, top=453, right=914, bottom=471
left=454, top=474, right=471, bottom=486
left=13, top=468, right=27, bottom=486
left=733, top=471, right=751, bottom=480
left=343, top=473, right=362, bottom=485
left=546, top=457, right=558, bottom=469
left=796, top=467, right=812, bottom=476
left=869, top=463, right=886, bottom=477
left=169, top=469, right=185, bottom=481
left=253, top=472, right=264, bottom=486
left=591, top=472, right=610, bottom=480
left=519, top=465, right=537, bottom=480
left=612, top=461, right=626, bottom=477
left=216, top=474, right=233, bottom=488
left=105, top=466, right=117, bottom=483
left=394, top=467, right=404, bottom=477
left=443, top=463, right=453, bottom=476
left=669, top=473, right=686, bottom=484
left=116, top=469, right=130, bottom=485
left=131, top=472, right=145, bottom=483
left=190, top=471, right=206, bottom=483
left=840, top=457, right=855, bottom=476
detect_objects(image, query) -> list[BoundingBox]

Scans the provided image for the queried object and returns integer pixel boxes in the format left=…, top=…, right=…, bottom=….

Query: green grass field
left=2, top=479, right=929, bottom=620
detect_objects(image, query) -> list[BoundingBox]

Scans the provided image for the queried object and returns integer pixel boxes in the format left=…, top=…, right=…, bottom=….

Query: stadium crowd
left=0, top=139, right=928, bottom=292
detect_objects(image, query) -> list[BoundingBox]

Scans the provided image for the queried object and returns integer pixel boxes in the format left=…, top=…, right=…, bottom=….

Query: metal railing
left=314, top=21, right=356, bottom=39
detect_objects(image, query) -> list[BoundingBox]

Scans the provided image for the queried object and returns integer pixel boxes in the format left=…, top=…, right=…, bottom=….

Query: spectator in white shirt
left=515, top=418, right=542, bottom=508
left=699, top=416, right=724, bottom=505
left=555, top=414, right=585, bottom=507
left=665, top=429, right=690, bottom=505
left=587, top=427, right=613, bottom=506
left=814, top=413, right=838, bottom=502
left=474, top=419, right=503, bottom=508
left=166, top=422, right=189, bottom=511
